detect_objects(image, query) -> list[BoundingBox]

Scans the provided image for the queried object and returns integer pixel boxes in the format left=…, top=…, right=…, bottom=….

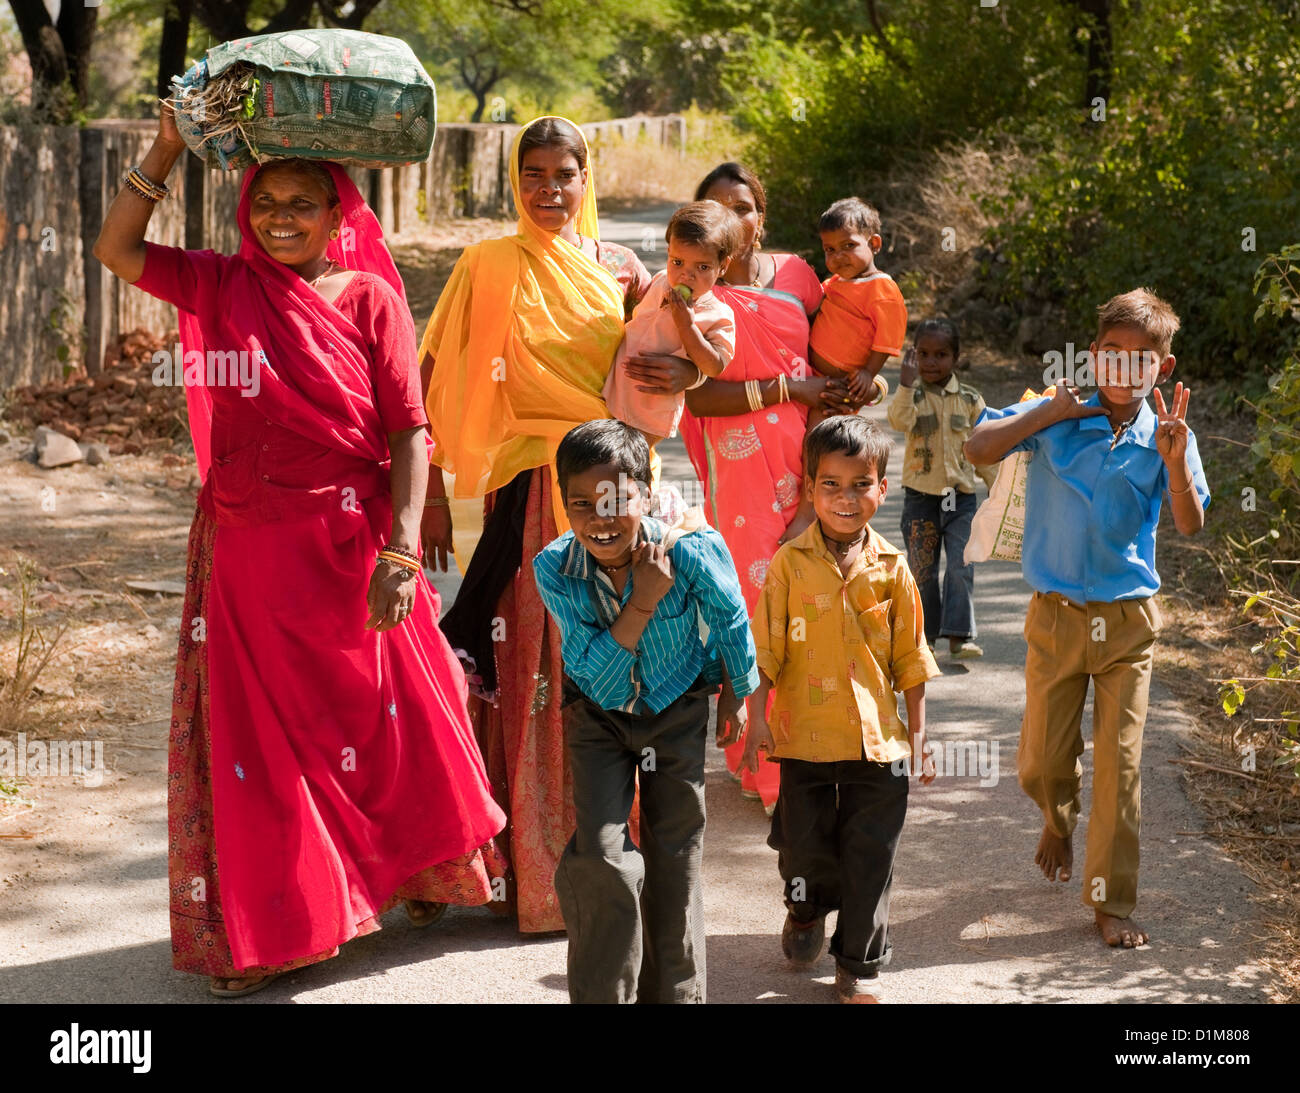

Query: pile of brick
left=7, top=329, right=189, bottom=455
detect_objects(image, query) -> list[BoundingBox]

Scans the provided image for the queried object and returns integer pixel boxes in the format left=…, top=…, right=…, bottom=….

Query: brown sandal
left=404, top=899, right=449, bottom=927
left=209, top=972, right=282, bottom=999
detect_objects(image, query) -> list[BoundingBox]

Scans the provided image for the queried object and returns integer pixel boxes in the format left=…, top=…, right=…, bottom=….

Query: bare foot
left=1096, top=910, right=1149, bottom=948
left=1034, top=825, right=1072, bottom=882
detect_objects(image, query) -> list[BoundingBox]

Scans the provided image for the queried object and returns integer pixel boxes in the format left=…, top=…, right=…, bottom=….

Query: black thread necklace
left=823, top=529, right=867, bottom=555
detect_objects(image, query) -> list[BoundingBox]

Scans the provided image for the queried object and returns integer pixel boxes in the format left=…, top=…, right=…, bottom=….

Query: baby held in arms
left=807, top=196, right=907, bottom=425
left=604, top=200, right=741, bottom=449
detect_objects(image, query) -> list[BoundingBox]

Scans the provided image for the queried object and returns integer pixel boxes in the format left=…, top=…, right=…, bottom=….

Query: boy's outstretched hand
left=912, top=733, right=937, bottom=785
left=716, top=681, right=749, bottom=748
left=1153, top=382, right=1191, bottom=462
left=739, top=713, right=772, bottom=771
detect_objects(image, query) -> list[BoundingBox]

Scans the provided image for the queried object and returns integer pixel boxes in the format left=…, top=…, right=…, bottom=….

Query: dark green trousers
left=554, top=676, right=711, bottom=1004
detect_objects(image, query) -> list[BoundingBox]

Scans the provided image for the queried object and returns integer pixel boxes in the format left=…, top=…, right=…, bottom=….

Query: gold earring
left=329, top=229, right=340, bottom=240
left=755, top=238, right=763, bottom=251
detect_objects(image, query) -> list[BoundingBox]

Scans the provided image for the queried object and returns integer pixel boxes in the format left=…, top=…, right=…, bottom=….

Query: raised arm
left=92, top=104, right=187, bottom=283
left=964, top=385, right=1107, bottom=465
left=1153, top=384, right=1206, bottom=537
left=886, top=350, right=921, bottom=433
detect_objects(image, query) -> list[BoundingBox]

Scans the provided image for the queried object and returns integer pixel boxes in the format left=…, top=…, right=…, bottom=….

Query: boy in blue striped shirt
left=534, top=420, right=758, bottom=1003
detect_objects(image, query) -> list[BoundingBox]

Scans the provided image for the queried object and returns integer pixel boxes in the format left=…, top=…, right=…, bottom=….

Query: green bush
left=716, top=1, right=1077, bottom=249
left=709, top=0, right=1298, bottom=378
left=984, top=0, right=1300, bottom=377
left=1218, top=245, right=1300, bottom=773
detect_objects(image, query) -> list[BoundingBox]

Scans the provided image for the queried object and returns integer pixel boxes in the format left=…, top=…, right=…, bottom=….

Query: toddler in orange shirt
left=808, top=197, right=907, bottom=414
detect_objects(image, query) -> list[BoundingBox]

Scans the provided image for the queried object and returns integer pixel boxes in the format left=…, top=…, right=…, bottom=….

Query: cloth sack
left=171, top=28, right=436, bottom=170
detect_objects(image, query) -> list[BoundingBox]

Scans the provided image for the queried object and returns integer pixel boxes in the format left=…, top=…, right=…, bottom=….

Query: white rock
left=35, top=427, right=83, bottom=468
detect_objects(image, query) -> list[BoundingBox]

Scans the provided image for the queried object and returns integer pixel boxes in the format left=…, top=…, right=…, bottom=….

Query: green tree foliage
left=378, top=0, right=631, bottom=122
left=597, top=7, right=735, bottom=116
left=987, top=0, right=1300, bottom=377
left=711, top=0, right=1298, bottom=378
left=711, top=0, right=1079, bottom=243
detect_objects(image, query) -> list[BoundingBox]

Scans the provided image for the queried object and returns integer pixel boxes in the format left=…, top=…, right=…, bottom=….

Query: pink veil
left=177, top=161, right=406, bottom=480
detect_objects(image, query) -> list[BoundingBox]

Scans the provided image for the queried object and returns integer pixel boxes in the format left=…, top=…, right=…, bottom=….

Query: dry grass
left=390, top=220, right=513, bottom=323
left=0, top=557, right=66, bottom=737
left=592, top=114, right=751, bottom=205
left=0, top=447, right=198, bottom=750
left=1105, top=380, right=1300, bottom=1002
left=874, top=138, right=1029, bottom=311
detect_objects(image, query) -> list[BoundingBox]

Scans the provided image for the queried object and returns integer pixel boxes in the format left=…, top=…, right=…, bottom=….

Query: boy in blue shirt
left=965, top=288, right=1209, bottom=949
left=534, top=419, right=758, bottom=1003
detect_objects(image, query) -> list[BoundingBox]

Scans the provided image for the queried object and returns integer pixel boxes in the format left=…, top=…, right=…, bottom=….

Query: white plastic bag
left=965, top=451, right=1029, bottom=563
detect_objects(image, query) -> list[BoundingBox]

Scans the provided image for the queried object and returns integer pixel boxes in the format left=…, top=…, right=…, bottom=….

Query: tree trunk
left=55, top=0, right=98, bottom=107
left=459, top=56, right=501, bottom=125
left=8, top=0, right=97, bottom=122
left=157, top=0, right=195, bottom=100
left=1074, top=0, right=1113, bottom=113
left=192, top=0, right=317, bottom=41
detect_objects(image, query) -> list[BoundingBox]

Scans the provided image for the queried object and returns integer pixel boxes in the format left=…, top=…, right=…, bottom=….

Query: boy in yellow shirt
left=743, top=415, right=939, bottom=1003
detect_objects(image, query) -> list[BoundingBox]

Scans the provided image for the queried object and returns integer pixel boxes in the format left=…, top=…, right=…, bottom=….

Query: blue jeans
left=900, top=487, right=977, bottom=644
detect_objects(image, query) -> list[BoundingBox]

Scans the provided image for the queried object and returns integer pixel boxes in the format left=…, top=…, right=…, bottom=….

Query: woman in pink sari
left=626, top=162, right=862, bottom=812
left=93, top=107, right=505, bottom=997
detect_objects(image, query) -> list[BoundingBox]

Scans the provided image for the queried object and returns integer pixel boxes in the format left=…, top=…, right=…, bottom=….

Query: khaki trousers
left=1019, top=591, right=1160, bottom=917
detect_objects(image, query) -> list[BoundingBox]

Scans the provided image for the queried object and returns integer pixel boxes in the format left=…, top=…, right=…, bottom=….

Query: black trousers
left=767, top=756, right=909, bottom=976
left=554, top=676, right=712, bottom=1004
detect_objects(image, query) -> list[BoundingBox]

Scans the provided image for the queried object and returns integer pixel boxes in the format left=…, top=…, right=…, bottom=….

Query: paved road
left=0, top=211, right=1270, bottom=1004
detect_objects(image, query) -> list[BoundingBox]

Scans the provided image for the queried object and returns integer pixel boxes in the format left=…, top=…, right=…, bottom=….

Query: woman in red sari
left=625, top=162, right=863, bottom=813
left=94, top=106, right=505, bottom=997
left=419, top=117, right=651, bottom=933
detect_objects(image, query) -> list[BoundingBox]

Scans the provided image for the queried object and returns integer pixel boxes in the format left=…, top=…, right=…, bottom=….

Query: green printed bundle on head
left=170, top=29, right=437, bottom=171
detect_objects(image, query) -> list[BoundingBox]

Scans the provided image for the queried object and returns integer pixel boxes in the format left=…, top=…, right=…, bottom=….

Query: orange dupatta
left=419, top=117, right=625, bottom=531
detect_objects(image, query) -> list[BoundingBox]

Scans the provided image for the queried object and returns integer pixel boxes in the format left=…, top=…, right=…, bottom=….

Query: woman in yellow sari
left=419, top=117, right=651, bottom=933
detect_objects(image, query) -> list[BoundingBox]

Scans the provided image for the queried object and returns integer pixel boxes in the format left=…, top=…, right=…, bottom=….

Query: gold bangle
left=863, top=374, right=889, bottom=407
left=777, top=374, right=789, bottom=404
left=626, top=601, right=655, bottom=616
left=123, top=174, right=162, bottom=203
left=377, top=551, right=422, bottom=573
left=745, top=379, right=764, bottom=413
left=1167, top=480, right=1194, bottom=496
left=132, top=166, right=169, bottom=195
left=424, top=496, right=450, bottom=508
left=122, top=166, right=168, bottom=201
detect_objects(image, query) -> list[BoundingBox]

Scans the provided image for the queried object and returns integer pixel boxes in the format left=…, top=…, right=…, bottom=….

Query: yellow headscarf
left=420, top=116, right=626, bottom=530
